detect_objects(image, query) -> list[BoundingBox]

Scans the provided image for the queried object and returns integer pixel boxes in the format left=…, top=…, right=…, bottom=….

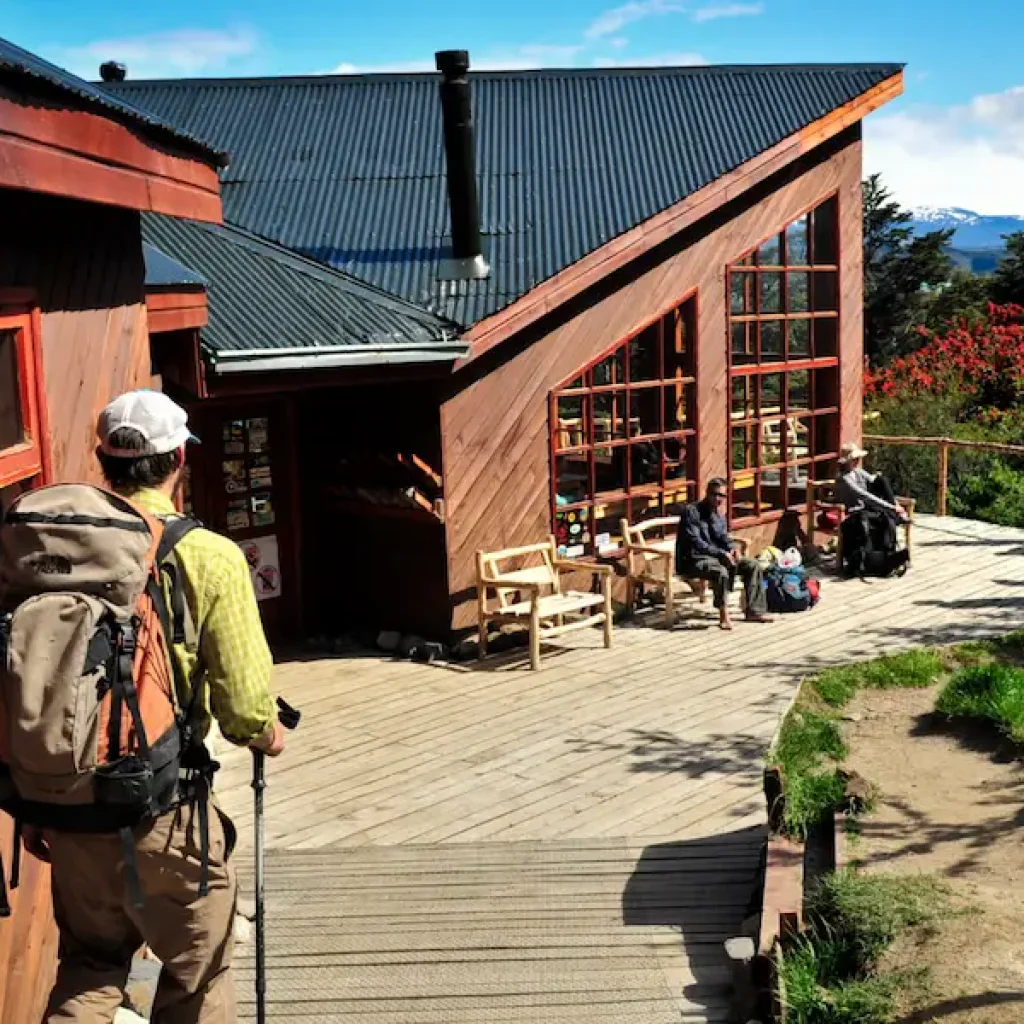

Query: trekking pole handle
left=276, top=697, right=301, bottom=731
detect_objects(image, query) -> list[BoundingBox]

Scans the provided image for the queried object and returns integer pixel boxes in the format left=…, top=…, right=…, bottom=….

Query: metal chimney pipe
left=435, top=49, right=489, bottom=280
left=99, top=61, right=127, bottom=83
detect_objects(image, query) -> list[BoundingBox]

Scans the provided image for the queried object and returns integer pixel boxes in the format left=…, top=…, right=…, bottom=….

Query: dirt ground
left=843, top=685, right=1024, bottom=1024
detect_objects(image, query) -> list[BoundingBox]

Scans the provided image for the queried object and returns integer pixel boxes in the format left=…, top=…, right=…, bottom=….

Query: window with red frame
left=0, top=307, right=49, bottom=510
left=728, top=197, right=841, bottom=523
left=550, top=295, right=698, bottom=558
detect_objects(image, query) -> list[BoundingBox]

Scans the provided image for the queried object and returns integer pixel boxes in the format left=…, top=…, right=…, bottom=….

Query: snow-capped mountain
left=910, top=206, right=1024, bottom=250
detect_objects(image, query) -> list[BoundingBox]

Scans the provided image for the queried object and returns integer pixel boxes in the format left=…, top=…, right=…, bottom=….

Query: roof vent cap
left=99, top=61, right=126, bottom=83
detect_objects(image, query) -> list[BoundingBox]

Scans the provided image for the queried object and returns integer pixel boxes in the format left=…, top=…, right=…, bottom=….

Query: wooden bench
left=620, top=517, right=751, bottom=627
left=476, top=537, right=613, bottom=670
left=806, top=479, right=915, bottom=571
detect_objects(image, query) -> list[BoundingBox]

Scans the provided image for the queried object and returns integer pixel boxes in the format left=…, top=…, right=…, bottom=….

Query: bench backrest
left=477, top=537, right=560, bottom=608
left=620, top=515, right=679, bottom=574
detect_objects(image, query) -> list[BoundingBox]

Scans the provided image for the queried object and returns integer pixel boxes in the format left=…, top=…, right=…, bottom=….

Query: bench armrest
left=479, top=576, right=543, bottom=595
left=627, top=543, right=673, bottom=558
left=554, top=560, right=613, bottom=576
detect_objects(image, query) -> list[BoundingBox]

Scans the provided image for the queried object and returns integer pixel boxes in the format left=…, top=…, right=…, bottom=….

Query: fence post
left=937, top=441, right=949, bottom=517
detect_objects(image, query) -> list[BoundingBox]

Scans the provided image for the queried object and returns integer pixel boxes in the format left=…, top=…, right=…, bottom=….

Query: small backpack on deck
left=0, top=484, right=213, bottom=913
left=764, top=564, right=819, bottom=613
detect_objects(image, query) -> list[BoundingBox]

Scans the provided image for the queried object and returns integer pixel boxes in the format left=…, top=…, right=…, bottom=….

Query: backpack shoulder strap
left=156, top=516, right=201, bottom=565
left=156, top=516, right=201, bottom=649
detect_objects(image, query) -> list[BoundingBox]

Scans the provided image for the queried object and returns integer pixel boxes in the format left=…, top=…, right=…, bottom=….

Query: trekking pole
left=253, top=697, right=301, bottom=1024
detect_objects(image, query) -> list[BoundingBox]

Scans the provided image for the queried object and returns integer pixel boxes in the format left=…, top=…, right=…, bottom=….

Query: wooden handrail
left=864, top=435, right=1024, bottom=456
left=864, top=434, right=1024, bottom=517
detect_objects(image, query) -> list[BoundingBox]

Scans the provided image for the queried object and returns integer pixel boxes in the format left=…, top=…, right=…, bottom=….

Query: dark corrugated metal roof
left=0, top=36, right=227, bottom=166
left=112, top=63, right=901, bottom=325
left=141, top=214, right=460, bottom=364
left=144, top=242, right=207, bottom=288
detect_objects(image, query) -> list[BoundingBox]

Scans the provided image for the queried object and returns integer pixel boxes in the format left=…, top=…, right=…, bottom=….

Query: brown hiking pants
left=42, top=803, right=238, bottom=1023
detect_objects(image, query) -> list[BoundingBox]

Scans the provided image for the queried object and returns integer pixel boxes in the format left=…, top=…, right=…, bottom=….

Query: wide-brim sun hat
left=839, top=441, right=869, bottom=464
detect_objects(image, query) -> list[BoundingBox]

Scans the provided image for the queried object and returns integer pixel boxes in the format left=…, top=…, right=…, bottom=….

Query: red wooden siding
left=441, top=131, right=864, bottom=631
left=0, top=189, right=156, bottom=1022
left=0, top=88, right=222, bottom=223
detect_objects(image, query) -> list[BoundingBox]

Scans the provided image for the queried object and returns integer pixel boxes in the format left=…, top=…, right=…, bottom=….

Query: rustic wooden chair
left=620, top=516, right=751, bottom=627
left=476, top=537, right=613, bottom=671
left=620, top=516, right=705, bottom=627
left=805, top=479, right=916, bottom=572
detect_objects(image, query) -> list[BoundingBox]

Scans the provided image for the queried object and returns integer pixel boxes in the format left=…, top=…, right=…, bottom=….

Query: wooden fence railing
left=864, top=435, right=1024, bottom=516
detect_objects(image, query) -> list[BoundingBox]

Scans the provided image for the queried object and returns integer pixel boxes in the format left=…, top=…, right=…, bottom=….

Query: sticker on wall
left=226, top=498, right=250, bottom=533
left=238, top=535, right=282, bottom=602
left=223, top=420, right=246, bottom=455
left=251, top=492, right=276, bottom=527
left=223, top=460, right=247, bottom=494
left=595, top=532, right=611, bottom=549
left=249, top=454, right=272, bottom=489
left=247, top=417, right=269, bottom=453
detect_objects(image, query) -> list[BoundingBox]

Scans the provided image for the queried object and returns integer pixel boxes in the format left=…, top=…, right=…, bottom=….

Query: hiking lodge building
left=0, top=35, right=903, bottom=1017
left=105, top=57, right=903, bottom=643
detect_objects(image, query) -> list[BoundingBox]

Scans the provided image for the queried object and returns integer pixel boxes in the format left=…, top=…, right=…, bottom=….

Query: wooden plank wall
left=0, top=188, right=153, bottom=1023
left=0, top=190, right=155, bottom=483
left=441, top=130, right=864, bottom=631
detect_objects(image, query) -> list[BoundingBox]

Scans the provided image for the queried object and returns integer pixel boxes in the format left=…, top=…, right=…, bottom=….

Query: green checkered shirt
left=129, top=488, right=275, bottom=747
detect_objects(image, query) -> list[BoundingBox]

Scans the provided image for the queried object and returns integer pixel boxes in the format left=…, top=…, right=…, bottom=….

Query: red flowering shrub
left=865, top=303, right=1024, bottom=412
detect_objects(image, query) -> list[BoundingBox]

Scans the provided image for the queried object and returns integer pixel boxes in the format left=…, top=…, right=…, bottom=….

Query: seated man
left=675, top=478, right=773, bottom=630
left=834, top=441, right=910, bottom=523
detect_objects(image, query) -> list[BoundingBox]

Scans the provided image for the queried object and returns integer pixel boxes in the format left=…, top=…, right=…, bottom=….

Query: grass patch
left=780, top=872, right=949, bottom=1024
left=814, top=650, right=946, bottom=709
left=771, top=707, right=848, bottom=838
left=936, top=662, right=1024, bottom=743
left=770, top=633, right=1024, bottom=839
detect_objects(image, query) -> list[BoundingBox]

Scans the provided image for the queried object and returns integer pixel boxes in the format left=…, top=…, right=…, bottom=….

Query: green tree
left=990, top=231, right=1024, bottom=306
left=925, top=267, right=992, bottom=330
left=863, top=174, right=954, bottom=364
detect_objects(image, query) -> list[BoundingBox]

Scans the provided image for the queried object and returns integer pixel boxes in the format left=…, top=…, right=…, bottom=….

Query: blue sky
left=6, top=0, right=1024, bottom=213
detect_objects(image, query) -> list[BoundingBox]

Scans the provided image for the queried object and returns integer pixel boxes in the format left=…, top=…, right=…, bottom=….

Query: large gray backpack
left=0, top=484, right=208, bottom=913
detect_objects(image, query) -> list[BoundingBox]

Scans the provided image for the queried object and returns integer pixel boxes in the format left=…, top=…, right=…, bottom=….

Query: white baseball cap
left=97, top=390, right=199, bottom=457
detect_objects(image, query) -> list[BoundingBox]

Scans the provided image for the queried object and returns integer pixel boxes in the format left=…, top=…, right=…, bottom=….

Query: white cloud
left=585, top=0, right=686, bottom=41
left=692, top=2, right=764, bottom=22
left=331, top=45, right=585, bottom=75
left=594, top=51, right=708, bottom=67
left=609, top=37, right=630, bottom=50
left=865, top=84, right=1024, bottom=216
left=53, top=27, right=258, bottom=80
left=331, top=59, right=435, bottom=74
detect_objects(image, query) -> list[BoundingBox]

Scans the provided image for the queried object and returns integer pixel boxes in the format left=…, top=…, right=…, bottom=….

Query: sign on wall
left=239, top=535, right=282, bottom=602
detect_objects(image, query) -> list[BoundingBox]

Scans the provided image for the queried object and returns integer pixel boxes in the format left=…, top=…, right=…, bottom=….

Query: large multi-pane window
left=551, top=296, right=697, bottom=558
left=728, top=197, right=840, bottom=523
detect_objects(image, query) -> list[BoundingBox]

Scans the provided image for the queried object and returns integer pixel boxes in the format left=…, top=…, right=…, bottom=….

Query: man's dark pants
left=679, top=556, right=768, bottom=613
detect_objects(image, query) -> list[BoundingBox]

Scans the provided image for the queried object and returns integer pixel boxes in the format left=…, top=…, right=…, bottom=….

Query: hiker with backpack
left=0, top=389, right=285, bottom=1023
left=675, top=478, right=774, bottom=631
left=834, top=441, right=912, bottom=578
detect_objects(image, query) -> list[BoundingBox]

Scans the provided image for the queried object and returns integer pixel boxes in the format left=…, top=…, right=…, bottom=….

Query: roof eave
left=209, top=341, right=470, bottom=374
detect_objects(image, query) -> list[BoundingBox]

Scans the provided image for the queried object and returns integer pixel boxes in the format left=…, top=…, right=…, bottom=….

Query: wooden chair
left=476, top=537, right=613, bottom=671
left=620, top=516, right=705, bottom=627
left=620, top=517, right=751, bottom=627
left=806, top=479, right=916, bottom=571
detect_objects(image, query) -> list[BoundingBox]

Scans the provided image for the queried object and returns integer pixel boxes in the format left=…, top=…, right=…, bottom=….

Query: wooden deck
left=216, top=515, right=1024, bottom=1022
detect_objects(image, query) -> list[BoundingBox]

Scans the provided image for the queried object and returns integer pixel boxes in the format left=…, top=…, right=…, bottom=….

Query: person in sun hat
left=834, top=440, right=909, bottom=523
left=23, top=389, right=285, bottom=1023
